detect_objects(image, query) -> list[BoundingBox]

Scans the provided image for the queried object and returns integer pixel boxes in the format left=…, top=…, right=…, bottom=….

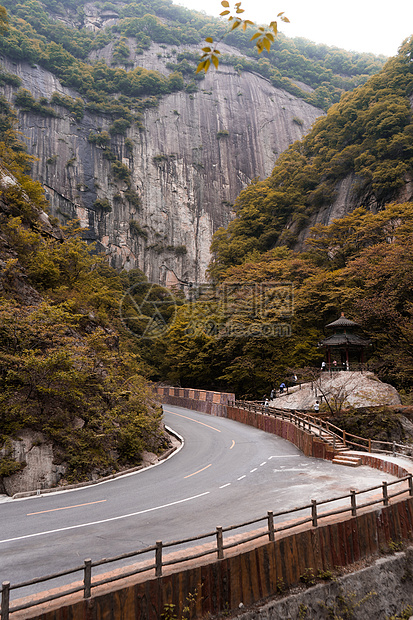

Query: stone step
left=319, top=435, right=349, bottom=450
left=332, top=456, right=362, bottom=467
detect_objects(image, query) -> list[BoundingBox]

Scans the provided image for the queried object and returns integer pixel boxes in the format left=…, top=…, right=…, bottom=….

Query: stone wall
left=154, top=386, right=235, bottom=418
left=233, top=547, right=413, bottom=620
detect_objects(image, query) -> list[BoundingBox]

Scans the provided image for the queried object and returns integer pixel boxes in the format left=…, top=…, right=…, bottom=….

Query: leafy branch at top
left=197, top=1, right=289, bottom=73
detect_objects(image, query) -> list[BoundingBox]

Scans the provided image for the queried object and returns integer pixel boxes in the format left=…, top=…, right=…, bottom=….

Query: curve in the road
left=0, top=405, right=400, bottom=595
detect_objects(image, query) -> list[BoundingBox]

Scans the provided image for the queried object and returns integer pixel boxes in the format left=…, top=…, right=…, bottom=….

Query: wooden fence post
left=311, top=500, right=318, bottom=527
left=350, top=489, right=357, bottom=516
left=83, top=559, right=92, bottom=599
left=216, top=527, right=224, bottom=559
left=368, top=438, right=372, bottom=453
left=267, top=511, right=275, bottom=542
left=1, top=582, right=10, bottom=620
left=382, top=481, right=389, bottom=506
left=155, top=541, right=163, bottom=576
left=409, top=474, right=413, bottom=497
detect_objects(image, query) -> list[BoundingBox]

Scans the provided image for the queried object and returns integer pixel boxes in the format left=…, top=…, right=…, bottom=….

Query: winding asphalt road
left=0, top=405, right=398, bottom=599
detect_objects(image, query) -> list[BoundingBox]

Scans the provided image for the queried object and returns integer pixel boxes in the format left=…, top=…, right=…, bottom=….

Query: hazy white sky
left=173, top=0, right=413, bottom=57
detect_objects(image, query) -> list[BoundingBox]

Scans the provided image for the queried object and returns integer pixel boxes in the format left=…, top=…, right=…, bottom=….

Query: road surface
left=0, top=405, right=398, bottom=598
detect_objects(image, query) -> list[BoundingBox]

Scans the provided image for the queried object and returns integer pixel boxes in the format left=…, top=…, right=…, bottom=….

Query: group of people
left=264, top=374, right=299, bottom=404
left=321, top=360, right=349, bottom=371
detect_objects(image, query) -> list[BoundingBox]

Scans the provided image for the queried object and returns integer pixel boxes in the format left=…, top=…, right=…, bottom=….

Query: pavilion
left=319, top=313, right=370, bottom=370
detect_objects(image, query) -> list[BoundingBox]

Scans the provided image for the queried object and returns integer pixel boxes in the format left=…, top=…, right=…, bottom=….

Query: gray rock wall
left=0, top=430, right=66, bottom=496
left=0, top=43, right=324, bottom=285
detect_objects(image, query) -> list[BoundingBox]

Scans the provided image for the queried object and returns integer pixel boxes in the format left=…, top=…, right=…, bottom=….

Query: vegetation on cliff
left=0, top=0, right=386, bottom=127
left=148, top=43, right=413, bottom=400
left=209, top=36, right=413, bottom=279
left=154, top=202, right=413, bottom=400
left=0, top=99, right=169, bottom=485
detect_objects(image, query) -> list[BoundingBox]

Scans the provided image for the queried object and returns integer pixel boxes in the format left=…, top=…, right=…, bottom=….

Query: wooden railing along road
left=239, top=400, right=413, bottom=458
left=1, top=401, right=413, bottom=619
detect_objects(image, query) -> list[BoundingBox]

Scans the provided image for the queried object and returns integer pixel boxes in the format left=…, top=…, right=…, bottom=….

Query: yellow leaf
left=212, top=54, right=219, bottom=69
left=266, top=32, right=274, bottom=42
left=231, top=19, right=241, bottom=30
left=202, top=47, right=211, bottom=52
left=235, top=8, right=244, bottom=13
left=281, top=16, right=290, bottom=22
left=277, top=12, right=284, bottom=17
left=221, top=0, right=230, bottom=6
left=196, top=60, right=206, bottom=74
left=220, top=10, right=230, bottom=15
left=263, top=37, right=271, bottom=52
left=250, top=32, right=261, bottom=41
left=272, top=23, right=278, bottom=35
left=205, top=37, right=214, bottom=43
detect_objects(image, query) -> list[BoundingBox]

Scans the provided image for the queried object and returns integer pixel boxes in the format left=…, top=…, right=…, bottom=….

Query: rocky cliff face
left=0, top=37, right=324, bottom=285
left=292, top=171, right=413, bottom=251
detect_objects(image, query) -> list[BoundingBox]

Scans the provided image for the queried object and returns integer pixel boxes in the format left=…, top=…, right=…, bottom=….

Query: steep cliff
left=0, top=45, right=323, bottom=284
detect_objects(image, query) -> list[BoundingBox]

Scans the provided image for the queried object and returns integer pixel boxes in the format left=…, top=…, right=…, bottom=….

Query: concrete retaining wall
left=226, top=406, right=411, bottom=478
left=227, top=405, right=336, bottom=461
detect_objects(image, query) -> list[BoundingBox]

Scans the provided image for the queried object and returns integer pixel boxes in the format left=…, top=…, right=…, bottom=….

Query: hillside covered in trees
left=0, top=0, right=386, bottom=112
left=209, top=36, right=413, bottom=276
left=0, top=96, right=170, bottom=491
left=147, top=37, right=413, bottom=400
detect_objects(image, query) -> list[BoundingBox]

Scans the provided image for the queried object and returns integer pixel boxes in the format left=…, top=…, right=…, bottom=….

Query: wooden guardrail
left=235, top=400, right=413, bottom=458
left=2, top=474, right=413, bottom=619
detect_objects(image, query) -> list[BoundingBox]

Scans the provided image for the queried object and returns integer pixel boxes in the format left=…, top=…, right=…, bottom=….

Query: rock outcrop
left=271, top=371, right=402, bottom=410
left=0, top=430, right=66, bottom=496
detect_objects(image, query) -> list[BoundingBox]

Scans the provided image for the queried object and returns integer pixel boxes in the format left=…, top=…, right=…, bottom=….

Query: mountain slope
left=0, top=0, right=386, bottom=284
left=0, top=103, right=169, bottom=493
left=209, top=37, right=413, bottom=279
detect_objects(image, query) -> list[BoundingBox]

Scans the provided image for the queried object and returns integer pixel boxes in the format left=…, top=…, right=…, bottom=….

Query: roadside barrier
left=237, top=400, right=413, bottom=458
left=2, top=473, right=413, bottom=618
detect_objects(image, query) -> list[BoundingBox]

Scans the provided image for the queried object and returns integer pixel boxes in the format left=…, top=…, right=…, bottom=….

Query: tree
left=197, top=1, right=289, bottom=73
left=0, top=5, right=8, bottom=34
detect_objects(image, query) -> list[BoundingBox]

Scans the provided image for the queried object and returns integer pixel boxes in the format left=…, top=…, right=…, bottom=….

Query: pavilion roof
left=320, top=333, right=370, bottom=347
left=325, top=313, right=360, bottom=329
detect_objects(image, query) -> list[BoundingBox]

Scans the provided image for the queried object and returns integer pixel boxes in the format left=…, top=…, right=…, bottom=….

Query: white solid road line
left=0, top=492, right=210, bottom=545
left=268, top=455, right=301, bottom=459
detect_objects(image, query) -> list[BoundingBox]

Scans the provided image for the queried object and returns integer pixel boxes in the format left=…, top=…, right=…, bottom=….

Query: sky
left=173, top=0, right=413, bottom=58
